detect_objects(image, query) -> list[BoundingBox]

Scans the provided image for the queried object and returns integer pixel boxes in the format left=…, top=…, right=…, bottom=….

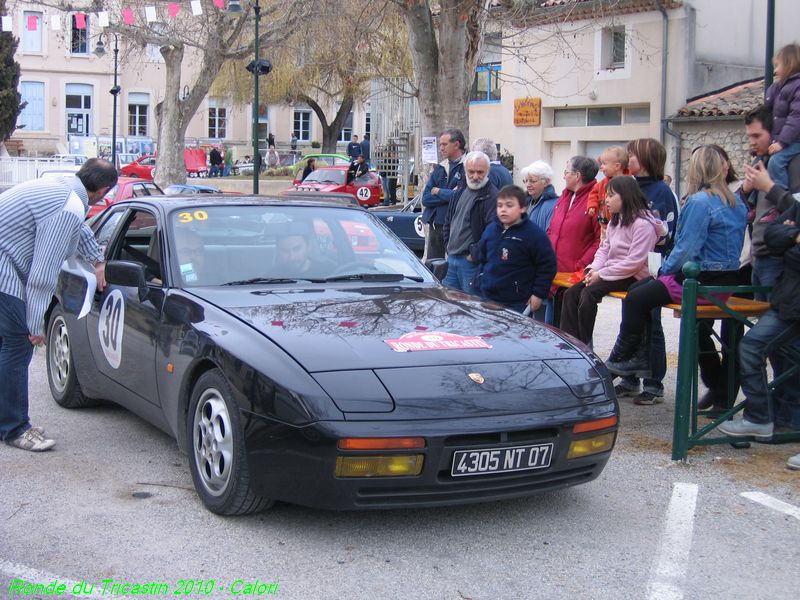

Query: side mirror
left=425, top=258, right=448, bottom=281
left=105, top=260, right=149, bottom=301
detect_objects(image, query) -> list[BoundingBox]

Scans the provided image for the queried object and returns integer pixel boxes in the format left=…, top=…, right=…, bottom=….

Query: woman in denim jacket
left=605, top=146, right=747, bottom=378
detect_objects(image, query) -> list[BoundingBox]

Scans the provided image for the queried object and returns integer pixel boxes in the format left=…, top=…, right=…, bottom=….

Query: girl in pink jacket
left=560, top=176, right=665, bottom=344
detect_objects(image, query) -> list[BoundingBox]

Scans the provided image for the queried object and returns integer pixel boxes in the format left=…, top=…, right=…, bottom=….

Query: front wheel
left=46, top=305, right=100, bottom=408
left=187, top=369, right=272, bottom=515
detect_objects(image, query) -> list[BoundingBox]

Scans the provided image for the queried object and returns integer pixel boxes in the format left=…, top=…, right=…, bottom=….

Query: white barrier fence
left=0, top=158, right=78, bottom=186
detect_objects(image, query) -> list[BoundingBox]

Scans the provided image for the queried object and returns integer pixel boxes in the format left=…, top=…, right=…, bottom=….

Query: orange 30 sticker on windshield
left=385, top=331, right=492, bottom=352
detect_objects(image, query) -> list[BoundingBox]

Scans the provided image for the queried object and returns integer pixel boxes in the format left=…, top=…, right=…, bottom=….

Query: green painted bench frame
left=672, top=263, right=800, bottom=460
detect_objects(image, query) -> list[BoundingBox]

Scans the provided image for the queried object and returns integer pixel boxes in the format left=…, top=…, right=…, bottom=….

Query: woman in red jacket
left=545, top=156, right=601, bottom=324
left=548, top=156, right=601, bottom=272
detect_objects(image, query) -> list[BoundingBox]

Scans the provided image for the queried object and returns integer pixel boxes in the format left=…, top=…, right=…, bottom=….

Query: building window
left=601, top=26, right=625, bottom=70
left=19, top=81, right=45, bottom=131
left=624, top=105, right=650, bottom=124
left=471, top=32, right=502, bottom=103
left=22, top=11, right=43, bottom=53
left=208, top=100, right=226, bottom=139
left=365, top=112, right=370, bottom=137
left=65, top=83, right=93, bottom=136
left=338, top=112, right=354, bottom=142
left=587, top=107, right=622, bottom=126
left=293, top=110, right=311, bottom=142
left=70, top=14, right=90, bottom=55
left=470, top=64, right=501, bottom=103
left=128, top=93, right=149, bottom=137
left=553, top=108, right=587, bottom=127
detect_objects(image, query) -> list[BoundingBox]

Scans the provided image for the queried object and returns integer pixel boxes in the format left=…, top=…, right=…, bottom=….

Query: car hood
left=293, top=183, right=343, bottom=193
left=191, top=285, right=585, bottom=372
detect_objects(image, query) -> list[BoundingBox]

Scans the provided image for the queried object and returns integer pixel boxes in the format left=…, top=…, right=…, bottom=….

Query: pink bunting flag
left=122, top=7, right=135, bottom=25
left=213, top=0, right=225, bottom=8
left=27, top=14, right=38, bottom=31
left=74, top=12, right=86, bottom=30
left=168, top=3, right=180, bottom=18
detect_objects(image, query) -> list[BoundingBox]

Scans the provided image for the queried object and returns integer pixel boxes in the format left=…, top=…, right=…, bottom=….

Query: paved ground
left=1, top=299, right=798, bottom=600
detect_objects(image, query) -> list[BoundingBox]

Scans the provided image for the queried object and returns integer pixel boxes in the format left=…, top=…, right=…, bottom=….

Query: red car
left=86, top=177, right=164, bottom=218
left=120, top=154, right=158, bottom=180
left=291, top=166, right=382, bottom=207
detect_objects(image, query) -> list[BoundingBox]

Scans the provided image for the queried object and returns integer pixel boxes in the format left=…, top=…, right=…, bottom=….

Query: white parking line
left=741, top=491, right=800, bottom=521
left=0, top=558, right=105, bottom=599
left=647, top=482, right=699, bottom=600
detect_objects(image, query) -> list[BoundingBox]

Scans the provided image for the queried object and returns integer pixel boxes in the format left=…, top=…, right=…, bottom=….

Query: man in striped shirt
left=0, top=158, right=117, bottom=452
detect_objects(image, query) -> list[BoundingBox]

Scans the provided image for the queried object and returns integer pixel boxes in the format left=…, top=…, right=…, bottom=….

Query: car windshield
left=303, top=168, right=345, bottom=185
left=167, top=205, right=434, bottom=287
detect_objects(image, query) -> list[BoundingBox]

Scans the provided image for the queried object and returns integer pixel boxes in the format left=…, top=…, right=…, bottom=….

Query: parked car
left=370, top=195, right=425, bottom=252
left=292, top=153, right=351, bottom=182
left=86, top=177, right=163, bottom=219
left=116, top=153, right=139, bottom=168
left=51, top=154, right=88, bottom=166
left=163, top=184, right=222, bottom=196
left=291, top=166, right=383, bottom=207
left=120, top=154, right=158, bottom=180
left=47, top=195, right=618, bottom=515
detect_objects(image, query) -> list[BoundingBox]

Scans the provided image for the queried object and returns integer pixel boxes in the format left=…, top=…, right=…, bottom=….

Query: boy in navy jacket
left=476, top=185, right=557, bottom=314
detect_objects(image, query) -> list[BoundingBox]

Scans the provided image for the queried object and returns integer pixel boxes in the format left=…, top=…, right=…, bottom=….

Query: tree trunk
left=155, top=45, right=187, bottom=187
left=304, top=95, right=355, bottom=154
left=403, top=0, right=486, bottom=147
left=154, top=43, right=228, bottom=188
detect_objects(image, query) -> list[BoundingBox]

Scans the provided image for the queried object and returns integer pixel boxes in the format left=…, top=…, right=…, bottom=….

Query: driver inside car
left=276, top=225, right=335, bottom=279
left=175, top=229, right=207, bottom=286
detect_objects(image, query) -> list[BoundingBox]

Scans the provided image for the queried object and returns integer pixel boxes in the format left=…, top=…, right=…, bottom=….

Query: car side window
left=94, top=210, right=127, bottom=256
left=112, top=210, right=163, bottom=283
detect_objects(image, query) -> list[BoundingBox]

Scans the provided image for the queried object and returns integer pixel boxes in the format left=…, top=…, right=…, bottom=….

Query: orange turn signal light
left=337, top=437, right=426, bottom=450
left=573, top=415, right=618, bottom=434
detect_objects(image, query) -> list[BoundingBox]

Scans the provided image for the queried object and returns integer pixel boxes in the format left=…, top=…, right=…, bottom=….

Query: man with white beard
left=442, top=151, right=499, bottom=293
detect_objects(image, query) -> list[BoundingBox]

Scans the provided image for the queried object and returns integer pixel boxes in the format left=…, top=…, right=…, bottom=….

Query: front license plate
left=451, top=443, right=554, bottom=477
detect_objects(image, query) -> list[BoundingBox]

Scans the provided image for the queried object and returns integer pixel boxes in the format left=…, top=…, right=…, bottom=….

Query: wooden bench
left=552, top=272, right=770, bottom=320
left=553, top=270, right=798, bottom=459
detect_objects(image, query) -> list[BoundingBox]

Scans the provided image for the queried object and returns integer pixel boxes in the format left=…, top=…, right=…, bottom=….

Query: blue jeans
left=767, top=142, right=800, bottom=191
left=752, top=255, right=783, bottom=302
left=620, top=308, right=666, bottom=395
left=0, top=292, right=35, bottom=441
left=209, top=165, right=220, bottom=177
left=739, top=308, right=800, bottom=424
left=443, top=254, right=479, bottom=295
left=223, top=165, right=231, bottom=177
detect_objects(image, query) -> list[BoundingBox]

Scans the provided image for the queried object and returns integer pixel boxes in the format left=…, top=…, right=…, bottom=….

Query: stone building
left=667, top=78, right=764, bottom=198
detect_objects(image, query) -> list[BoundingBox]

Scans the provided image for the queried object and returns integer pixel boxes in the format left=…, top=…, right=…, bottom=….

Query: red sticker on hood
left=385, top=331, right=493, bottom=352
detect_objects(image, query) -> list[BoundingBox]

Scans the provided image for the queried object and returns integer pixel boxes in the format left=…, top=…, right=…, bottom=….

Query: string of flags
left=1, top=1, right=230, bottom=33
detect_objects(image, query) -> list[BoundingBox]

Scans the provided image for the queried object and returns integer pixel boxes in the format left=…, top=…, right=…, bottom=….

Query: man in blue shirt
left=346, top=135, right=362, bottom=161
left=422, top=128, right=466, bottom=259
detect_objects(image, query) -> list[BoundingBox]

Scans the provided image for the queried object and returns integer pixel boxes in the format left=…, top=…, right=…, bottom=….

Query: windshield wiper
left=324, top=273, right=424, bottom=283
left=222, top=277, right=299, bottom=286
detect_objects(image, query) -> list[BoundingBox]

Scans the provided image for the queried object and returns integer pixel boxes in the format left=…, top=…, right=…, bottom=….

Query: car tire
left=187, top=369, right=273, bottom=515
left=46, top=304, right=100, bottom=408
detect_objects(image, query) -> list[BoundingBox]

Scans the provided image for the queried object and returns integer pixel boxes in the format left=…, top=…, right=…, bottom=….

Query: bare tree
left=42, top=0, right=307, bottom=186
left=215, top=0, right=411, bottom=153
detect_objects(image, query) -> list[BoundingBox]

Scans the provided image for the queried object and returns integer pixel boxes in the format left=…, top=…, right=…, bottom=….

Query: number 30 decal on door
left=98, top=289, right=125, bottom=368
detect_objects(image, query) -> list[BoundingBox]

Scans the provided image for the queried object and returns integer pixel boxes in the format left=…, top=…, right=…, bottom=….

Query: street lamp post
left=228, top=0, right=271, bottom=194
left=94, top=33, right=121, bottom=169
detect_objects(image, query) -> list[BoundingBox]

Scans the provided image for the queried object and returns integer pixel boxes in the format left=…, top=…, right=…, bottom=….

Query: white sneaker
left=787, top=453, right=800, bottom=471
left=6, top=427, right=55, bottom=452
left=718, top=418, right=774, bottom=441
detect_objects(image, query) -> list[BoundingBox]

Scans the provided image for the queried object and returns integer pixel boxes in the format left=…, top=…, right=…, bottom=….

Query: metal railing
left=671, top=262, right=800, bottom=460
